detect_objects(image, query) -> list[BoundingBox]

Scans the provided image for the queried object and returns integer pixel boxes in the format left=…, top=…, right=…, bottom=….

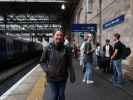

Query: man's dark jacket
left=103, top=44, right=114, bottom=58
left=40, top=43, right=75, bottom=82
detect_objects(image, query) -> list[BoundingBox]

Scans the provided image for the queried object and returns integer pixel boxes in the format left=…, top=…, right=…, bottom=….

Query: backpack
left=84, top=42, right=92, bottom=55
left=120, top=43, right=131, bottom=59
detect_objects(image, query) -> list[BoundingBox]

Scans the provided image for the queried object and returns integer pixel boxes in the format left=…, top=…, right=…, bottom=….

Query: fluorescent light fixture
left=61, top=4, right=66, bottom=10
left=0, top=0, right=66, bottom=3
left=6, top=33, right=9, bottom=35
left=22, top=27, right=25, bottom=30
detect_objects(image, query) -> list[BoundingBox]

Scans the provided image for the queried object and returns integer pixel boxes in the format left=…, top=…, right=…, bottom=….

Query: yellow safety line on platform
left=27, top=76, right=47, bottom=100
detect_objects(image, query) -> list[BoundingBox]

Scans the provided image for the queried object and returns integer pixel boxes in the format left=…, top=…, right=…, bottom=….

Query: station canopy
left=0, top=0, right=79, bottom=39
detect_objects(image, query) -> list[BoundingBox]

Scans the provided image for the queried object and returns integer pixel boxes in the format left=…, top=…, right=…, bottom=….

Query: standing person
left=111, top=33, right=123, bottom=87
left=103, top=39, right=113, bottom=73
left=95, top=42, right=101, bottom=70
left=40, top=31, right=75, bottom=100
left=80, top=38, right=87, bottom=74
left=73, top=44, right=78, bottom=58
left=64, top=35, right=70, bottom=46
left=82, top=33, right=95, bottom=84
left=80, top=38, right=87, bottom=67
left=64, top=35, right=73, bottom=56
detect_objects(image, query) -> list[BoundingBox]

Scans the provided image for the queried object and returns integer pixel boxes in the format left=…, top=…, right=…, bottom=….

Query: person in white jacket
left=80, top=38, right=87, bottom=71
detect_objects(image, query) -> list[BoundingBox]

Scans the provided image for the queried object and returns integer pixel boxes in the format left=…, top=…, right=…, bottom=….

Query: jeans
left=80, top=56, right=85, bottom=66
left=96, top=56, right=101, bottom=68
left=83, top=62, right=93, bottom=81
left=112, top=59, right=123, bottom=85
left=44, top=81, right=66, bottom=100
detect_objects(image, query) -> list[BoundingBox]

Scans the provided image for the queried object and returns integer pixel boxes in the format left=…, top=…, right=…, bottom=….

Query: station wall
left=74, top=0, right=133, bottom=79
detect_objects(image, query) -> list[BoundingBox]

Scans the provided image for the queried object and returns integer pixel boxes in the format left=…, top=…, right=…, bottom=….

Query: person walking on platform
left=64, top=35, right=73, bottom=55
left=111, top=33, right=123, bottom=87
left=40, top=31, right=75, bottom=100
left=95, top=42, right=102, bottom=70
left=103, top=39, right=113, bottom=73
left=64, top=35, right=70, bottom=46
left=80, top=38, right=87, bottom=71
left=82, top=33, right=95, bottom=84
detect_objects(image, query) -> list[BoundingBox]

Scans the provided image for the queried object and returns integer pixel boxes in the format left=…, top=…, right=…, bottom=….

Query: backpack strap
left=84, top=42, right=92, bottom=54
left=48, top=43, right=53, bottom=51
left=46, top=43, right=54, bottom=62
left=64, top=45, right=71, bottom=56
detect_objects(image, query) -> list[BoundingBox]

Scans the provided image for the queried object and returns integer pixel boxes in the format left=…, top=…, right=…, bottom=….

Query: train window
left=6, top=38, right=13, bottom=56
left=0, top=38, right=2, bottom=52
left=1, top=38, right=5, bottom=51
left=0, top=37, right=6, bottom=56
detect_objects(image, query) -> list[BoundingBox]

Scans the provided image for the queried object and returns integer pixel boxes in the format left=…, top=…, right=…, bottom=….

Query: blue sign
left=71, top=24, right=97, bottom=32
left=103, top=15, right=125, bottom=29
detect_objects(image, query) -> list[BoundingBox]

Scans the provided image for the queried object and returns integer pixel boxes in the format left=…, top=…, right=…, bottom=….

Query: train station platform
left=0, top=64, right=47, bottom=100
left=1, top=59, right=133, bottom=100
left=65, top=59, right=133, bottom=100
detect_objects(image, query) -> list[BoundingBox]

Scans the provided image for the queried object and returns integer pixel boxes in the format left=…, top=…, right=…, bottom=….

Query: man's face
left=53, top=31, right=64, bottom=44
left=113, top=36, right=117, bottom=42
left=106, top=41, right=109, bottom=45
left=87, top=34, right=93, bottom=42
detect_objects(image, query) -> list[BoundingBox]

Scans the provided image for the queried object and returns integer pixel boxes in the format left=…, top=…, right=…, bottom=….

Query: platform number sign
left=71, top=24, right=97, bottom=33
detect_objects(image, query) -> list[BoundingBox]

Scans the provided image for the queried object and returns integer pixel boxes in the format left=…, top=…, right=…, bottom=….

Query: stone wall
left=74, top=0, right=133, bottom=80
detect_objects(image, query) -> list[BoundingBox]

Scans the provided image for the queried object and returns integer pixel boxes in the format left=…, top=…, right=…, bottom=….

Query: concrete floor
left=65, top=59, right=133, bottom=100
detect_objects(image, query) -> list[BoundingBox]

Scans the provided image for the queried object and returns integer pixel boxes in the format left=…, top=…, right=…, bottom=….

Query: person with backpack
left=82, top=33, right=95, bottom=84
left=111, top=33, right=124, bottom=87
left=40, top=31, right=75, bottom=100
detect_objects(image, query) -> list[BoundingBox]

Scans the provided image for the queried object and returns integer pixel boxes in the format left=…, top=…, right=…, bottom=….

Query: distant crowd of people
left=39, top=30, right=131, bottom=100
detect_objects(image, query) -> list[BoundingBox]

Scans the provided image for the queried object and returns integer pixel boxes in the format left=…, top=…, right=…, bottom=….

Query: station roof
left=0, top=0, right=79, bottom=39
left=0, top=0, right=78, bottom=16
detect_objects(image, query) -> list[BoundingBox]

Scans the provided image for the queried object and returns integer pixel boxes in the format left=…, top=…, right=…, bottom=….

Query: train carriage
left=0, top=34, right=42, bottom=70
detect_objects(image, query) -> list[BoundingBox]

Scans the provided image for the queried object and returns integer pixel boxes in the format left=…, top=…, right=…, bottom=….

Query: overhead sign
left=71, top=24, right=97, bottom=32
left=103, top=15, right=125, bottom=29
